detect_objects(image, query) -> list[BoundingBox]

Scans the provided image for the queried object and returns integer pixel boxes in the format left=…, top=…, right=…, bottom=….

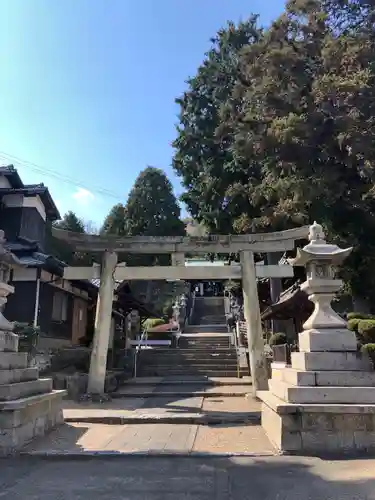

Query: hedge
left=361, top=343, right=375, bottom=364
left=347, top=312, right=371, bottom=321
left=347, top=318, right=361, bottom=334
left=357, top=320, right=375, bottom=344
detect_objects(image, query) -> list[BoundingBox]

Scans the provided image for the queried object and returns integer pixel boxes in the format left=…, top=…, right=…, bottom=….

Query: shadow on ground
left=1, top=453, right=375, bottom=499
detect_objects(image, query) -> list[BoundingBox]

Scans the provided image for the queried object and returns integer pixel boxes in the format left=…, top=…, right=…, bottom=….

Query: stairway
left=191, top=297, right=227, bottom=326
left=137, top=334, right=249, bottom=378
left=0, top=332, right=66, bottom=455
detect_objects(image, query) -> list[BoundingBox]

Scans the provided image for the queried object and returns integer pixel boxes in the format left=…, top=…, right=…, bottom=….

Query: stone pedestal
left=0, top=330, right=66, bottom=455
left=258, top=222, right=375, bottom=454
left=258, top=327, right=375, bottom=454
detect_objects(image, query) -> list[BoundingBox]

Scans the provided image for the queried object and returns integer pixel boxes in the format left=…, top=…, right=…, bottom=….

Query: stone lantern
left=0, top=230, right=23, bottom=347
left=172, top=300, right=180, bottom=324
left=288, top=221, right=355, bottom=351
left=257, top=221, right=375, bottom=454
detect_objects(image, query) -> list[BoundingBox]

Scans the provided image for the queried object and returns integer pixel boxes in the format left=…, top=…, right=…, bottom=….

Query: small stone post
left=240, top=250, right=269, bottom=395
left=87, top=251, right=118, bottom=395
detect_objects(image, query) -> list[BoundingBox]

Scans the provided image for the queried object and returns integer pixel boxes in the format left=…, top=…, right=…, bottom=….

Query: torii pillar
left=240, top=250, right=269, bottom=395
left=87, top=251, right=118, bottom=394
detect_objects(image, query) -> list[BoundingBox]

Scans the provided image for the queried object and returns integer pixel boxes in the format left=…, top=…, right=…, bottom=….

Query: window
left=52, top=291, right=68, bottom=321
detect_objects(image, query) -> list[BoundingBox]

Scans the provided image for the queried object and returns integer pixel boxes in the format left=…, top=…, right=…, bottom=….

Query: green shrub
left=348, top=318, right=361, bottom=334
left=347, top=312, right=371, bottom=321
left=358, top=320, right=375, bottom=344
left=361, top=343, right=375, bottom=366
left=269, top=332, right=288, bottom=346
left=142, top=318, right=166, bottom=331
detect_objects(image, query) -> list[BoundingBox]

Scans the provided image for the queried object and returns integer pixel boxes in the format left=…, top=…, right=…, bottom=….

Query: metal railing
left=133, top=326, right=148, bottom=379
left=188, top=290, right=196, bottom=324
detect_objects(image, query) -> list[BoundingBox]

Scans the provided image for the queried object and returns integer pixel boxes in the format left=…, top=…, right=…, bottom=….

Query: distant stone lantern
left=0, top=230, right=23, bottom=333
left=180, top=294, right=187, bottom=308
left=172, top=300, right=180, bottom=323
left=288, top=221, right=352, bottom=332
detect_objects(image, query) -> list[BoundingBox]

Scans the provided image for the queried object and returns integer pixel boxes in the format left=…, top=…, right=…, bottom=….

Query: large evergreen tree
left=124, top=167, right=185, bottom=238
left=54, top=211, right=85, bottom=233
left=100, top=204, right=126, bottom=235
left=172, top=19, right=263, bottom=233
left=101, top=167, right=185, bottom=306
left=47, top=211, right=91, bottom=265
left=173, top=0, right=375, bottom=302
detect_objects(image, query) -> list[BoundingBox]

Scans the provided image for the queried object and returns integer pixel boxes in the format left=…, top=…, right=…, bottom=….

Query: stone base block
left=0, top=390, right=66, bottom=456
left=0, top=378, right=53, bottom=401
left=291, top=351, right=372, bottom=371
left=0, top=367, right=38, bottom=385
left=0, top=352, right=28, bottom=370
left=269, top=379, right=375, bottom=404
left=299, top=328, right=357, bottom=353
left=0, top=331, right=18, bottom=352
left=272, top=367, right=375, bottom=387
left=258, top=390, right=375, bottom=454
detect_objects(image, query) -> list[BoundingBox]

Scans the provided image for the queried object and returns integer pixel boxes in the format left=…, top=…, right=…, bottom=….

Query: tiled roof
left=0, top=165, right=24, bottom=189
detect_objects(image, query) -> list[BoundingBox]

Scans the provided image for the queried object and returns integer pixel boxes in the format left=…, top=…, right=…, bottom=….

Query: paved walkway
left=1, top=455, right=375, bottom=499
left=21, top=377, right=271, bottom=455
left=23, top=421, right=274, bottom=455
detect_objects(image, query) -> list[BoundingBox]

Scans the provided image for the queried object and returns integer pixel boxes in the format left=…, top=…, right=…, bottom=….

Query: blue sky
left=0, top=0, right=285, bottom=228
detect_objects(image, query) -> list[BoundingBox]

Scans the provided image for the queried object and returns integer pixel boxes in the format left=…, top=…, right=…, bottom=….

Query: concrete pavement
left=1, top=455, right=375, bottom=499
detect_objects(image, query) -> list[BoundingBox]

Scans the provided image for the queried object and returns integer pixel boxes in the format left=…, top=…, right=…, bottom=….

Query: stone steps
left=0, top=328, right=66, bottom=455
left=0, top=352, right=28, bottom=370
left=0, top=367, right=39, bottom=385
left=141, top=351, right=236, bottom=360
left=123, top=377, right=252, bottom=386
left=184, top=326, right=229, bottom=334
left=140, top=369, right=248, bottom=377
left=0, top=378, right=53, bottom=402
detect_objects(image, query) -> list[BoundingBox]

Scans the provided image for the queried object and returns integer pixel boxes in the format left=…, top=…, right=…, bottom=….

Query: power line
left=0, top=150, right=126, bottom=201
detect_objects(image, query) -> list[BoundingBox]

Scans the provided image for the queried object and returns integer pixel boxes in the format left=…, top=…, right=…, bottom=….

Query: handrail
left=188, top=291, right=196, bottom=324
left=234, top=321, right=240, bottom=378
left=133, top=325, right=148, bottom=379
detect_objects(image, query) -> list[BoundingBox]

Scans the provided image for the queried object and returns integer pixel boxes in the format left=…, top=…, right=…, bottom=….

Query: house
left=0, top=165, right=154, bottom=351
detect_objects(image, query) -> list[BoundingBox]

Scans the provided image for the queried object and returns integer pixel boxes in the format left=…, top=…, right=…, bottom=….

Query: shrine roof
left=261, top=281, right=313, bottom=320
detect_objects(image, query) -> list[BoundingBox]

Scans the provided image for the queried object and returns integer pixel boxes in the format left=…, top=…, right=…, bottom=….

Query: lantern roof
left=288, top=222, right=352, bottom=267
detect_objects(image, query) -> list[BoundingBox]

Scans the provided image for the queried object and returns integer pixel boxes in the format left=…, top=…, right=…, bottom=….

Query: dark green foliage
left=358, top=320, right=375, bottom=343
left=347, top=318, right=361, bottom=333
left=125, top=167, right=185, bottom=239
left=54, top=211, right=85, bottom=233
left=101, top=204, right=126, bottom=236
left=269, top=332, right=288, bottom=346
left=172, top=19, right=263, bottom=234
left=102, top=167, right=185, bottom=268
left=361, top=343, right=375, bottom=366
left=173, top=1, right=375, bottom=303
left=46, top=211, right=92, bottom=265
left=347, top=312, right=371, bottom=321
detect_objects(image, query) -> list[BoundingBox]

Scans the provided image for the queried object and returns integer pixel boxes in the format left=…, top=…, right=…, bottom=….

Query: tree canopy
left=173, top=0, right=375, bottom=303
left=46, top=211, right=91, bottom=265
left=54, top=211, right=85, bottom=233
left=124, top=167, right=185, bottom=238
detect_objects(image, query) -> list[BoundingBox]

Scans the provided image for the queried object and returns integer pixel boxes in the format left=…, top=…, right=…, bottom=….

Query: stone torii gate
left=52, top=226, right=309, bottom=396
